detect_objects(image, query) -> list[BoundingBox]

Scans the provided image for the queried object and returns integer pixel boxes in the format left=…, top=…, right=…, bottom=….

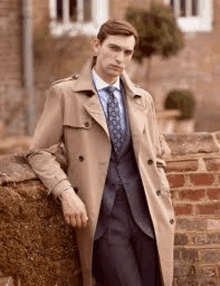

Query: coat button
left=79, top=156, right=84, bottom=162
left=170, top=219, right=174, bottom=225
left=74, top=187, right=79, bottom=193
left=85, top=122, right=90, bottom=128
left=148, top=159, right=153, bottom=165
left=156, top=190, right=161, bottom=196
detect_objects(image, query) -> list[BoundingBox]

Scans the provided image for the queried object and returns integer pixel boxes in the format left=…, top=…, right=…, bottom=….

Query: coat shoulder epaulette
left=134, top=84, right=142, bottom=89
left=134, top=84, right=150, bottom=94
left=51, top=74, right=79, bottom=86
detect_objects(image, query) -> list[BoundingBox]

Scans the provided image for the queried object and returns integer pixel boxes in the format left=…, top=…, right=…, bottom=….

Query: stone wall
left=0, top=133, right=220, bottom=285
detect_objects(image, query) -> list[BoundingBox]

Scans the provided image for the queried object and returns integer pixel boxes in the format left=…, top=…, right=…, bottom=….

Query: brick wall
left=0, top=0, right=22, bottom=84
left=0, top=0, right=26, bottom=135
left=0, top=132, right=220, bottom=285
left=163, top=132, right=220, bottom=285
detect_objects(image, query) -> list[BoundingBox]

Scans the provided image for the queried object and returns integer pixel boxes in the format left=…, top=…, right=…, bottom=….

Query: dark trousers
left=93, top=188, right=161, bottom=286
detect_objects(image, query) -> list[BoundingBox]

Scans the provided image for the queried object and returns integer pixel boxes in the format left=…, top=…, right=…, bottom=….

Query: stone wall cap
left=0, top=154, right=36, bottom=185
left=163, top=132, right=219, bottom=156
left=157, top=109, right=181, bottom=119
left=1, top=132, right=220, bottom=184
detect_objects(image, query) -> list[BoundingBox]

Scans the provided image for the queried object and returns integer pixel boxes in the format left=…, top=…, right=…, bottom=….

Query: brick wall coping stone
left=1, top=132, right=220, bottom=185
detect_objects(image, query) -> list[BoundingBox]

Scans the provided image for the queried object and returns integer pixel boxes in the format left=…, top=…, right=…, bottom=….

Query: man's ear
left=93, top=38, right=101, bottom=55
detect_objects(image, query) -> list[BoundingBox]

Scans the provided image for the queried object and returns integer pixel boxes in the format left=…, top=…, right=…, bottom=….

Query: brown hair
left=97, top=19, right=139, bottom=46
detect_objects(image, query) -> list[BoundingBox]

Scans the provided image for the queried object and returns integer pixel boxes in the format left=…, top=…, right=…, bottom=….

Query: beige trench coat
left=27, top=58, right=175, bottom=286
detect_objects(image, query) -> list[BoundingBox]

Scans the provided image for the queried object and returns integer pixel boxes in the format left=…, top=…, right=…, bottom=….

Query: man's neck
left=93, top=66, right=119, bottom=85
left=93, top=69, right=121, bottom=91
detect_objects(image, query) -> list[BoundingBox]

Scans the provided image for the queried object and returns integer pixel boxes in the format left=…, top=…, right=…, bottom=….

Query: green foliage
left=165, top=89, right=196, bottom=119
left=125, top=5, right=184, bottom=62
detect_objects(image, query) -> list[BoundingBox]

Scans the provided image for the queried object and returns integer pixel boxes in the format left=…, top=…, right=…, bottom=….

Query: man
left=27, top=20, right=175, bottom=286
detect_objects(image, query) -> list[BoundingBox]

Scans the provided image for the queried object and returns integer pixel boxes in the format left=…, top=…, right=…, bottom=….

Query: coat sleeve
left=26, top=85, right=72, bottom=199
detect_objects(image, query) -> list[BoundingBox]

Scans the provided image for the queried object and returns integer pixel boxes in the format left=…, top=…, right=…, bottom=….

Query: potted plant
left=125, top=5, right=184, bottom=84
left=164, top=89, right=196, bottom=133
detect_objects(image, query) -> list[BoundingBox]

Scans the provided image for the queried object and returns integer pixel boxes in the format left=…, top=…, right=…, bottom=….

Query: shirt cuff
left=52, top=179, right=73, bottom=200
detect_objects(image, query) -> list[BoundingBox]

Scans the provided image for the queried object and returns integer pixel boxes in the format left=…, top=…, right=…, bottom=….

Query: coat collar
left=72, top=57, right=146, bottom=161
left=72, top=56, right=143, bottom=99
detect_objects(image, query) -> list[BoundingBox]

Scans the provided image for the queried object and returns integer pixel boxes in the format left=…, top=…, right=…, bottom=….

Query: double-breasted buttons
left=148, top=159, right=153, bottom=165
left=79, top=156, right=84, bottom=162
left=156, top=190, right=161, bottom=196
left=170, top=219, right=175, bottom=225
left=84, top=122, right=90, bottom=128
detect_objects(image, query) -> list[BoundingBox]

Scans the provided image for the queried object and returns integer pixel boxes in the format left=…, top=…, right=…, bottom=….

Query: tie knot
left=104, top=86, right=117, bottom=96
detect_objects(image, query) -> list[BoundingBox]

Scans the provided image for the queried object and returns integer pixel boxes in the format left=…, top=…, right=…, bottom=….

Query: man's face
left=94, top=34, right=135, bottom=84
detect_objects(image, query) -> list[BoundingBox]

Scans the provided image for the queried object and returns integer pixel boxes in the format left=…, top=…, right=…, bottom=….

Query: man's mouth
left=111, top=65, right=123, bottom=71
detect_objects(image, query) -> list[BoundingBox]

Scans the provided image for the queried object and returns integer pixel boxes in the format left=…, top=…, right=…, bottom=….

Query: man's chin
left=109, top=70, right=122, bottom=77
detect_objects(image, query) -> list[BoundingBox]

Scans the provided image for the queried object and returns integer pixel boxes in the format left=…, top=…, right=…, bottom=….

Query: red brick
left=200, top=249, right=220, bottom=263
left=179, top=189, right=205, bottom=201
left=190, top=173, right=215, bottom=186
left=174, top=204, right=193, bottom=216
left=196, top=203, right=220, bottom=215
left=176, top=218, right=207, bottom=231
left=192, top=233, right=220, bottom=245
left=167, top=174, right=185, bottom=188
left=204, top=158, right=220, bottom=171
left=174, top=233, right=189, bottom=245
left=166, top=160, right=198, bottom=172
left=207, top=188, right=220, bottom=200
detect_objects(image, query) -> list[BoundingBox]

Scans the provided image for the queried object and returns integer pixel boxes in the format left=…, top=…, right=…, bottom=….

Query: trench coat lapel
left=72, top=58, right=146, bottom=148
left=72, top=58, right=110, bottom=137
left=84, top=95, right=110, bottom=137
left=121, top=72, right=146, bottom=163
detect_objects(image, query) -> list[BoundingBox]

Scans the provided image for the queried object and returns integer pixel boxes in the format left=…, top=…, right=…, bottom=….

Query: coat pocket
left=63, top=113, right=92, bottom=130
left=157, top=167, right=171, bottom=197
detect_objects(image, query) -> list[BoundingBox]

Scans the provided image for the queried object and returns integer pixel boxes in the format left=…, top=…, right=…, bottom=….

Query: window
left=49, top=0, right=109, bottom=36
left=164, top=0, right=213, bottom=32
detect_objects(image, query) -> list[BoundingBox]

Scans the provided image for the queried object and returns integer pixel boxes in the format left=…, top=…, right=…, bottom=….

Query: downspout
left=22, top=0, right=36, bottom=135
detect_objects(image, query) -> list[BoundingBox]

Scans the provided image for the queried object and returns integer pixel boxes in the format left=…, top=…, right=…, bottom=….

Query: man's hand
left=60, top=188, right=88, bottom=228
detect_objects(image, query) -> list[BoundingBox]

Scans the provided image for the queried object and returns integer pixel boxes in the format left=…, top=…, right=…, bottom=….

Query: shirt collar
left=92, top=69, right=120, bottom=91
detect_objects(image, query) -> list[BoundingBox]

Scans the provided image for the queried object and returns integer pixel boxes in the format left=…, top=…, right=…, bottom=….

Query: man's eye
left=111, top=46, right=120, bottom=52
left=125, top=51, right=133, bottom=56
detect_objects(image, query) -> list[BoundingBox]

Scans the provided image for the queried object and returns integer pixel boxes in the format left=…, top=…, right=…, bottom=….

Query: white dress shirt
left=92, top=69, right=126, bottom=130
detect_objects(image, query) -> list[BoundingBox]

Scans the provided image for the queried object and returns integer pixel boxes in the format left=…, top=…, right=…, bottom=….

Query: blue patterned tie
left=105, top=86, right=124, bottom=154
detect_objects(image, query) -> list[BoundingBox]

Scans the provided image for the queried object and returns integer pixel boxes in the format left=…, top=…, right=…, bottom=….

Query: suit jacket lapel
left=121, top=72, right=146, bottom=163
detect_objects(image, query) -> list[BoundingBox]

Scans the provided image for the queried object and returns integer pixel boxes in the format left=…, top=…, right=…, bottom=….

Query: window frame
left=164, top=0, right=213, bottom=32
left=49, top=0, right=109, bottom=36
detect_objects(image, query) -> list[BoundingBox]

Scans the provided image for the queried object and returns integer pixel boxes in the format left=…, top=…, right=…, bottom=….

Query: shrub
left=164, top=90, right=196, bottom=119
left=125, top=5, right=184, bottom=62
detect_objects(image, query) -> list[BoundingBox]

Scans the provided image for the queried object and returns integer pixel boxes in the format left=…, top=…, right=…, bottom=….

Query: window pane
left=84, top=0, right=92, bottom=22
left=192, top=0, right=198, bottom=16
left=180, top=0, right=186, bottom=17
left=69, top=0, right=77, bottom=21
left=57, top=0, right=63, bottom=20
left=170, top=0, right=174, bottom=10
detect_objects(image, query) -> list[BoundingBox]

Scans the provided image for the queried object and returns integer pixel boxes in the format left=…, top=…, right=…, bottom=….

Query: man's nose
left=116, top=52, right=124, bottom=63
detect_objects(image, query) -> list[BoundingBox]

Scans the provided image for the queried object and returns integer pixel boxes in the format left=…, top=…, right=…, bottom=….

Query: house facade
left=1, top=0, right=220, bottom=134
left=0, top=0, right=26, bottom=135
left=151, top=0, right=219, bottom=133
left=130, top=0, right=219, bottom=132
